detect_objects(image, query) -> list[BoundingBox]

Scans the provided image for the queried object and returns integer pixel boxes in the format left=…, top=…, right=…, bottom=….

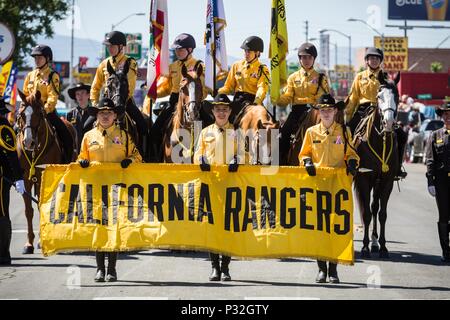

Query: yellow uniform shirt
left=90, top=52, right=137, bottom=106
left=299, top=122, right=359, bottom=168
left=23, top=65, right=60, bottom=113
left=345, top=68, right=382, bottom=119
left=218, top=59, right=270, bottom=105
left=277, top=67, right=330, bottom=107
left=157, top=56, right=208, bottom=100
left=78, top=125, right=142, bottom=163
left=194, top=122, right=237, bottom=165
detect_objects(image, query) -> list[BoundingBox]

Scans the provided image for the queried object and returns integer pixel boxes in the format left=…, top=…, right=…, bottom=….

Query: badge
left=236, top=71, right=242, bottom=76
left=295, top=80, right=302, bottom=85
left=313, top=140, right=321, bottom=144
left=89, top=141, right=99, bottom=146
left=436, top=139, right=443, bottom=144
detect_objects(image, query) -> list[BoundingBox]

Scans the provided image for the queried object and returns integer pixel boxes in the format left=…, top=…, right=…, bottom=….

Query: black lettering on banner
left=128, top=184, right=144, bottom=223
left=334, top=189, right=350, bottom=235
left=300, top=188, right=314, bottom=230
left=198, top=183, right=214, bottom=224
left=260, top=187, right=276, bottom=229
left=50, top=183, right=66, bottom=224
left=280, top=188, right=296, bottom=229
left=86, top=184, right=100, bottom=224
left=188, top=183, right=195, bottom=221
left=242, top=187, right=257, bottom=231
left=148, top=184, right=164, bottom=222
left=66, top=184, right=84, bottom=224
left=317, top=191, right=332, bottom=234
left=225, top=187, right=241, bottom=232
left=101, top=185, right=108, bottom=225
left=112, top=183, right=125, bottom=224
left=169, top=184, right=184, bottom=221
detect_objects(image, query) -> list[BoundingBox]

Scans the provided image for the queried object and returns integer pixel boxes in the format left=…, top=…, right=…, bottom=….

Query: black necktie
left=218, top=128, right=224, bottom=133
left=103, top=130, right=107, bottom=137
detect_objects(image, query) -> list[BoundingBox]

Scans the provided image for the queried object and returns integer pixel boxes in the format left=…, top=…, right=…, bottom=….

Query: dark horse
left=16, top=90, right=76, bottom=254
left=162, top=62, right=213, bottom=163
left=105, top=59, right=149, bottom=160
left=352, top=72, right=401, bottom=258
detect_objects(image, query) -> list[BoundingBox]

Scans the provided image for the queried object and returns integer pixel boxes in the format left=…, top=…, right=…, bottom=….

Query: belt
left=292, top=104, right=308, bottom=108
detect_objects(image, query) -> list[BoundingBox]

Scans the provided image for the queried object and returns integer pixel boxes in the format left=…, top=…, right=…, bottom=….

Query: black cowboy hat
left=313, top=94, right=345, bottom=111
left=212, top=94, right=231, bottom=106
left=436, top=101, right=450, bottom=117
left=88, top=98, right=124, bottom=117
left=0, top=97, right=13, bottom=115
left=68, top=82, right=91, bottom=100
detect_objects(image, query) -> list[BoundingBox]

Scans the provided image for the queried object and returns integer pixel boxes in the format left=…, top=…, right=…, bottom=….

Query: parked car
left=407, top=119, right=444, bottom=163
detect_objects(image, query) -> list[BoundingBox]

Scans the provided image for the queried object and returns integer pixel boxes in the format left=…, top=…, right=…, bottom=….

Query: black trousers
left=435, top=174, right=450, bottom=223
left=0, top=178, right=12, bottom=261
left=47, top=111, right=74, bottom=162
left=279, top=105, right=309, bottom=164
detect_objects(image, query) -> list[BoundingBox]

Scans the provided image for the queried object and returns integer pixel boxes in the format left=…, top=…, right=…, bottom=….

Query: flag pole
left=212, top=16, right=217, bottom=97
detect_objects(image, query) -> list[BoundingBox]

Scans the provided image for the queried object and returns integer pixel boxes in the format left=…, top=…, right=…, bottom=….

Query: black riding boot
left=95, top=252, right=106, bottom=282
left=0, top=217, right=12, bottom=265
left=328, top=262, right=340, bottom=284
left=106, top=252, right=118, bottom=282
left=316, top=260, right=327, bottom=283
left=279, top=105, right=308, bottom=165
left=438, top=222, right=450, bottom=262
left=209, top=253, right=221, bottom=281
left=395, top=127, right=408, bottom=180
left=220, top=255, right=232, bottom=281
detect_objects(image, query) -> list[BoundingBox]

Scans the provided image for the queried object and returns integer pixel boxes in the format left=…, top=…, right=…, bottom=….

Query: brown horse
left=234, top=104, right=279, bottom=165
left=16, top=90, right=76, bottom=254
left=162, top=62, right=210, bottom=163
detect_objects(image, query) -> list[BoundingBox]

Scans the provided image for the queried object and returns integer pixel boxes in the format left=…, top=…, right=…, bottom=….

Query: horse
left=162, top=62, right=213, bottom=163
left=233, top=103, right=279, bottom=165
left=105, top=59, right=149, bottom=160
left=16, top=90, right=76, bottom=254
left=352, top=72, right=401, bottom=258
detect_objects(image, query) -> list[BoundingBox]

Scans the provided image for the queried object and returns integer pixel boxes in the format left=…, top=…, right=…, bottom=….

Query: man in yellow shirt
left=277, top=42, right=330, bottom=164
left=218, top=36, right=270, bottom=122
left=345, top=47, right=407, bottom=180
left=23, top=44, right=74, bottom=163
left=194, top=94, right=238, bottom=281
left=151, top=33, right=208, bottom=158
left=299, top=94, right=359, bottom=284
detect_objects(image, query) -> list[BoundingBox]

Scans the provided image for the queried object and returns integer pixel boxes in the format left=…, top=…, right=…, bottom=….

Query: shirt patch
left=113, top=136, right=122, bottom=145
left=313, top=140, right=321, bottom=144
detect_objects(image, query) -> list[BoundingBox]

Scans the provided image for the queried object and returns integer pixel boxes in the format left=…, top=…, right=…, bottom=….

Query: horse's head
left=106, top=60, right=130, bottom=109
left=377, top=72, right=400, bottom=133
left=17, top=90, right=46, bottom=151
left=178, top=62, right=204, bottom=124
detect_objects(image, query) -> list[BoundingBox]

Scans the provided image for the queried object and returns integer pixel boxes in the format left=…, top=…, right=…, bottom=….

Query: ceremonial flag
left=147, top=0, right=169, bottom=101
left=269, top=0, right=288, bottom=105
left=204, top=0, right=228, bottom=94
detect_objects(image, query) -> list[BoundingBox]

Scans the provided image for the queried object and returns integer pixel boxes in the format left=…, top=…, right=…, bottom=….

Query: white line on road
left=93, top=297, right=169, bottom=300
left=245, top=297, right=320, bottom=300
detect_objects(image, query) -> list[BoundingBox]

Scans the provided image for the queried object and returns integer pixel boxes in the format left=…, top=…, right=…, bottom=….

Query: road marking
left=245, top=297, right=320, bottom=300
left=93, top=297, right=169, bottom=300
left=12, top=229, right=34, bottom=234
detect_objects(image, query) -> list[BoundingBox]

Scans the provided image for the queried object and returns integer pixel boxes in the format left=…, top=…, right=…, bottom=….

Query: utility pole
left=305, top=20, right=309, bottom=42
left=69, top=0, right=75, bottom=88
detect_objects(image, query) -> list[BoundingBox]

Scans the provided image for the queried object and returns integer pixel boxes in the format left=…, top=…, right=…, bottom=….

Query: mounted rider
left=345, top=47, right=407, bottom=180
left=23, top=44, right=74, bottom=163
left=218, top=36, right=270, bottom=122
left=276, top=42, right=330, bottom=164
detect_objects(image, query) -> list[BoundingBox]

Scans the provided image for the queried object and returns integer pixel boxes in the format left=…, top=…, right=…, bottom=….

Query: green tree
left=0, top=0, right=70, bottom=68
left=430, top=61, right=443, bottom=73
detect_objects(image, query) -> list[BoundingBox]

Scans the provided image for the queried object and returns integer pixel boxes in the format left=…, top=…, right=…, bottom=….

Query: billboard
left=374, top=37, right=408, bottom=71
left=319, top=33, right=330, bottom=70
left=389, top=0, right=450, bottom=21
left=104, top=33, right=142, bottom=60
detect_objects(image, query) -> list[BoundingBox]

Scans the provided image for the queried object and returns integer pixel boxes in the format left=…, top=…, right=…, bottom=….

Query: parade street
left=0, top=162, right=449, bottom=300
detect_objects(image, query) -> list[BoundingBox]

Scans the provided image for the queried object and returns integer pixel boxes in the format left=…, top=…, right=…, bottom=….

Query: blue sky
left=51, top=0, right=450, bottom=64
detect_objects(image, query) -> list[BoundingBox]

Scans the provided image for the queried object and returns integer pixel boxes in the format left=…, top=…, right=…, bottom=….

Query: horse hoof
left=371, top=245, right=380, bottom=253
left=22, top=246, right=34, bottom=254
left=379, top=250, right=389, bottom=259
left=361, top=248, right=371, bottom=259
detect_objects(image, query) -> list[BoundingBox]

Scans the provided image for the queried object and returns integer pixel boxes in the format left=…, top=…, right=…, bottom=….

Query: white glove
left=15, top=180, right=25, bottom=195
left=428, top=186, right=436, bottom=197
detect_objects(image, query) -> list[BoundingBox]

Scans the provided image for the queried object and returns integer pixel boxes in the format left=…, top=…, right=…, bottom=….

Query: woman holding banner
left=299, top=94, right=359, bottom=284
left=77, top=98, right=142, bottom=282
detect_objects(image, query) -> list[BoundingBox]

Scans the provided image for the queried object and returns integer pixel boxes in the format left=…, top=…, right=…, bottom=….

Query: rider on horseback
left=91, top=31, right=148, bottom=146
left=23, top=44, right=75, bottom=163
left=277, top=42, right=330, bottom=164
left=151, top=33, right=208, bottom=155
left=218, top=36, right=270, bottom=122
left=345, top=47, right=407, bottom=180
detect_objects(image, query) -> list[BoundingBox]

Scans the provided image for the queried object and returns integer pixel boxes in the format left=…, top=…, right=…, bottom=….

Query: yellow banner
left=0, top=60, right=13, bottom=96
left=374, top=37, right=408, bottom=71
left=270, top=0, right=288, bottom=105
left=40, top=163, right=354, bottom=265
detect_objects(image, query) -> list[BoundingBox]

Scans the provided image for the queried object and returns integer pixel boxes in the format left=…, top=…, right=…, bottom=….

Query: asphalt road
left=1, top=163, right=449, bottom=300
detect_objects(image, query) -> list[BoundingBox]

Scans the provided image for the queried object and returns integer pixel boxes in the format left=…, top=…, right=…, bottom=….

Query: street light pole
left=111, top=12, right=145, bottom=31
left=320, top=29, right=352, bottom=73
left=348, top=18, right=385, bottom=51
left=69, top=0, right=75, bottom=88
